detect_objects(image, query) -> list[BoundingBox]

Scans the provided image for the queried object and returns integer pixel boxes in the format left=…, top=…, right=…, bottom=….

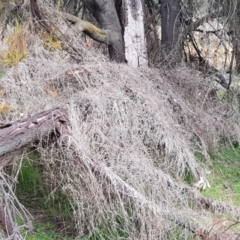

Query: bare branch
left=184, top=11, right=223, bottom=36
left=1, top=107, right=240, bottom=239
left=62, top=12, right=108, bottom=44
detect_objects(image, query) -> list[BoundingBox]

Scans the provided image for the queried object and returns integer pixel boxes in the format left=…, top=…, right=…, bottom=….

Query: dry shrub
left=0, top=20, right=27, bottom=67
left=42, top=34, right=62, bottom=51
left=185, top=21, right=232, bottom=71
left=0, top=4, right=240, bottom=239
left=160, top=67, right=240, bottom=152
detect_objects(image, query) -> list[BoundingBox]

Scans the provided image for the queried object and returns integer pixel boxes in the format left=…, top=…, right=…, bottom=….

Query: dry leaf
left=0, top=102, right=12, bottom=114
left=65, top=66, right=89, bottom=76
left=0, top=88, right=6, bottom=97
left=43, top=87, right=58, bottom=97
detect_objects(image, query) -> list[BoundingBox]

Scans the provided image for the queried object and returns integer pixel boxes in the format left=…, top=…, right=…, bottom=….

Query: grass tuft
left=16, top=152, right=75, bottom=238
left=0, top=20, right=27, bottom=66
left=202, top=145, right=240, bottom=206
left=42, top=34, right=62, bottom=51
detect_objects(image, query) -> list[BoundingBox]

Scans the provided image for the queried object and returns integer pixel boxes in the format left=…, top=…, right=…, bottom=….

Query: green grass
left=81, top=210, right=130, bottom=240
left=23, top=222, right=71, bottom=240
left=16, top=151, right=75, bottom=239
left=202, top=145, right=240, bottom=206
left=16, top=152, right=73, bottom=215
left=17, top=146, right=240, bottom=239
left=0, top=71, right=4, bottom=78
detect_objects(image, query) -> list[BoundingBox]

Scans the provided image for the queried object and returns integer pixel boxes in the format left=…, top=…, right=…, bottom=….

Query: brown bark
left=231, top=8, right=240, bottom=74
left=30, top=0, right=52, bottom=33
left=160, top=0, right=182, bottom=66
left=0, top=107, right=67, bottom=161
left=83, top=0, right=125, bottom=63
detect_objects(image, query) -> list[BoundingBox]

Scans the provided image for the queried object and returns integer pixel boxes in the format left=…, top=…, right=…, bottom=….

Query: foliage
left=16, top=152, right=74, bottom=233
left=0, top=20, right=27, bottom=66
left=22, top=221, right=71, bottom=240
left=0, top=71, right=4, bottom=78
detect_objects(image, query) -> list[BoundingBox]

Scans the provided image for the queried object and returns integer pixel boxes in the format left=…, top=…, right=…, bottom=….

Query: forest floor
left=1, top=8, right=240, bottom=239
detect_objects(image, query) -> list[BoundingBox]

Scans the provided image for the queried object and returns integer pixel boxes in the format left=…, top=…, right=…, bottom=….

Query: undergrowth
left=0, top=2, right=240, bottom=239
left=202, top=144, right=240, bottom=206
left=0, top=71, right=4, bottom=78
left=15, top=151, right=75, bottom=239
left=42, top=34, right=62, bottom=51
left=18, top=219, right=72, bottom=240
left=0, top=20, right=27, bottom=66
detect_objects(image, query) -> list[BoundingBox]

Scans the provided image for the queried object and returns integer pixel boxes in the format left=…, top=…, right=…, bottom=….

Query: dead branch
left=30, top=0, right=52, bottom=34
left=0, top=107, right=68, bottom=162
left=0, top=107, right=197, bottom=233
left=29, top=0, right=83, bottom=63
left=0, top=205, right=13, bottom=235
left=187, top=33, right=229, bottom=89
left=184, top=11, right=223, bottom=37
left=61, top=12, right=108, bottom=44
left=1, top=107, right=240, bottom=239
left=146, top=6, right=161, bottom=26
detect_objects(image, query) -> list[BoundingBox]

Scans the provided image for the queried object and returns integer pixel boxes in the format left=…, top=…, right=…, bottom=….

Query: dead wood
left=30, top=0, right=52, bottom=34
left=0, top=205, right=13, bottom=236
left=0, top=107, right=67, bottom=163
left=1, top=107, right=240, bottom=239
left=29, top=0, right=83, bottom=63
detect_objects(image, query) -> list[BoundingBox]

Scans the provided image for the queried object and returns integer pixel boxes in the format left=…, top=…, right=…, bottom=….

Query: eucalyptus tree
left=219, top=0, right=240, bottom=73
left=160, top=0, right=182, bottom=66
left=58, top=0, right=148, bottom=67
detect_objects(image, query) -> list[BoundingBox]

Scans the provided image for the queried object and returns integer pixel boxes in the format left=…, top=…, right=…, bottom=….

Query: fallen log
left=0, top=107, right=68, bottom=161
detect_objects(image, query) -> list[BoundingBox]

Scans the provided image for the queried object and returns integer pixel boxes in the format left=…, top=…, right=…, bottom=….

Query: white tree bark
left=123, top=0, right=148, bottom=68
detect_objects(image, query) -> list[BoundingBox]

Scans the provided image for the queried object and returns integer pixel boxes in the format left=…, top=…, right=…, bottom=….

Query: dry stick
left=146, top=6, right=161, bottom=26
left=0, top=205, right=13, bottom=235
left=188, top=34, right=229, bottom=89
left=0, top=172, right=33, bottom=235
left=228, top=47, right=235, bottom=90
left=30, top=0, right=52, bottom=34
left=1, top=108, right=240, bottom=238
left=29, top=0, right=83, bottom=63
left=0, top=174, right=31, bottom=240
left=58, top=134, right=198, bottom=234
left=0, top=107, right=197, bottom=233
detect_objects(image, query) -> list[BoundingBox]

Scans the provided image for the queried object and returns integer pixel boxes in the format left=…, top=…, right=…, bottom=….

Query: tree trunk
left=160, top=0, right=182, bottom=67
left=231, top=8, right=240, bottom=74
left=83, top=0, right=125, bottom=63
left=122, top=0, right=148, bottom=67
